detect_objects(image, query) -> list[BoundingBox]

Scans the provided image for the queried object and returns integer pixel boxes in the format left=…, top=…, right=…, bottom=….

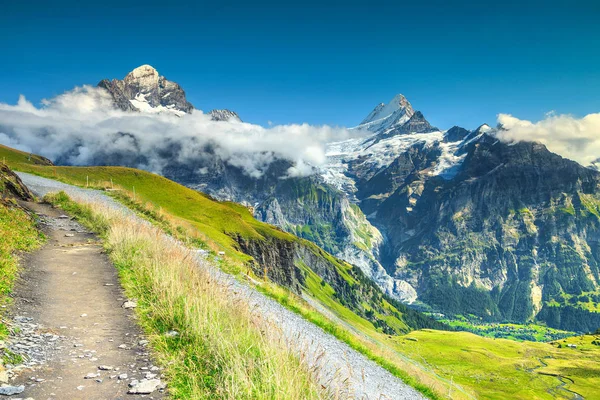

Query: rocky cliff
left=232, top=232, right=447, bottom=334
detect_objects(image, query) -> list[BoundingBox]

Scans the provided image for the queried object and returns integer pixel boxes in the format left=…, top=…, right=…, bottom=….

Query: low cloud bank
left=497, top=112, right=600, bottom=167
left=0, top=85, right=363, bottom=178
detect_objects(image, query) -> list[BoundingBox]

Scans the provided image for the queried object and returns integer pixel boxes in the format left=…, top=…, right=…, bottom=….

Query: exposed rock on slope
left=232, top=232, right=446, bottom=333
left=0, top=164, right=34, bottom=201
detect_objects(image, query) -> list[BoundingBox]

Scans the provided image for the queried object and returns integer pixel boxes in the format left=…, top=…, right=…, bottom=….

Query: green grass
left=2, top=349, right=24, bottom=366
left=549, top=290, right=600, bottom=312
left=398, top=329, right=600, bottom=400
left=0, top=183, right=45, bottom=341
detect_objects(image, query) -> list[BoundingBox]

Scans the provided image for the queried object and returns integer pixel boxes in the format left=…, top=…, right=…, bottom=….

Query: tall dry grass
left=46, top=192, right=324, bottom=400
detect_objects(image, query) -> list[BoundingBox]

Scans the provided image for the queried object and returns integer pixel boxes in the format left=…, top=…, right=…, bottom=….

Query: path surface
left=6, top=201, right=165, bottom=399
left=17, top=172, right=425, bottom=400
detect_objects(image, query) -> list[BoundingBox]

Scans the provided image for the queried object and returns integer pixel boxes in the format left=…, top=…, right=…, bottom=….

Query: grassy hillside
left=4, top=143, right=600, bottom=399
left=0, top=144, right=442, bottom=331
left=0, top=163, right=45, bottom=364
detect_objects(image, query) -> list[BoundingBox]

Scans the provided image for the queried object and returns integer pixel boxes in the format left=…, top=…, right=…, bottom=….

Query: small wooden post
left=133, top=186, right=136, bottom=201
left=2, top=157, right=5, bottom=165
left=86, top=175, right=89, bottom=188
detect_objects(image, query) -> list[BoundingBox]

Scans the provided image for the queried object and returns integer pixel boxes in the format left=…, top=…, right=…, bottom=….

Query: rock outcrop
left=0, top=164, right=34, bottom=202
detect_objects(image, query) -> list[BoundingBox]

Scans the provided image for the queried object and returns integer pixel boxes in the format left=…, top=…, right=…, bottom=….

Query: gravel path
left=18, top=172, right=425, bottom=400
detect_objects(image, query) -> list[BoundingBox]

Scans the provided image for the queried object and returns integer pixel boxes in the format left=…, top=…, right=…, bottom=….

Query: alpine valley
left=7, top=65, right=600, bottom=333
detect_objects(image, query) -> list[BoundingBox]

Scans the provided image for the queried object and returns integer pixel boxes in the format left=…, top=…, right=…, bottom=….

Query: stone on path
left=0, top=385, right=25, bottom=395
left=122, top=300, right=137, bottom=309
left=127, top=378, right=163, bottom=394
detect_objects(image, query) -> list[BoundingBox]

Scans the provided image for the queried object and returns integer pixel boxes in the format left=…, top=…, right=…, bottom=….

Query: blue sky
left=1, top=0, right=599, bottom=129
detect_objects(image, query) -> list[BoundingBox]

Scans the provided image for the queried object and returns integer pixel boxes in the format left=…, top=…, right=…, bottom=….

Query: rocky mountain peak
left=357, top=93, right=415, bottom=133
left=444, top=126, right=471, bottom=142
left=98, top=64, right=194, bottom=115
left=124, top=64, right=160, bottom=88
left=209, top=109, right=242, bottom=122
left=378, top=110, right=439, bottom=139
left=474, top=123, right=492, bottom=134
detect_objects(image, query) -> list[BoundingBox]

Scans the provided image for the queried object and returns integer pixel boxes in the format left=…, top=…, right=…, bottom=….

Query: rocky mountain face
left=321, top=96, right=600, bottom=331
left=98, top=65, right=194, bottom=115
left=373, top=134, right=600, bottom=329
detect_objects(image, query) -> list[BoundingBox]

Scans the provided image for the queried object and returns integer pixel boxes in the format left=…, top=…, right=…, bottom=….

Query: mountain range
left=39, top=65, right=600, bottom=332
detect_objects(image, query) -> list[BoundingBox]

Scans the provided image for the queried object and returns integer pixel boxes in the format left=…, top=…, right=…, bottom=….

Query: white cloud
left=496, top=112, right=600, bottom=166
left=0, top=86, right=368, bottom=179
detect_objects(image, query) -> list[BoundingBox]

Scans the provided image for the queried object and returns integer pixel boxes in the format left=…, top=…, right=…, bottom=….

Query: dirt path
left=4, top=201, right=165, bottom=399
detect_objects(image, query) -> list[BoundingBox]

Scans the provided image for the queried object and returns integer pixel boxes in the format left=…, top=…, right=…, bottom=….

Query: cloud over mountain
left=497, top=112, right=600, bottom=167
left=0, top=86, right=362, bottom=178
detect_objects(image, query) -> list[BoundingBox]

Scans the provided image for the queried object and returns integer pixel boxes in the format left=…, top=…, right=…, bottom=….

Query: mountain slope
left=382, top=134, right=600, bottom=329
left=7, top=145, right=600, bottom=400
left=0, top=144, right=445, bottom=336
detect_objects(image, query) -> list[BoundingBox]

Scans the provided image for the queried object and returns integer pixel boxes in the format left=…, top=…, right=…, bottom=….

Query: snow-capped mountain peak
left=209, top=109, right=242, bottom=122
left=474, top=123, right=492, bottom=134
left=124, top=64, right=160, bottom=90
left=355, top=93, right=415, bottom=132
left=98, top=64, right=194, bottom=115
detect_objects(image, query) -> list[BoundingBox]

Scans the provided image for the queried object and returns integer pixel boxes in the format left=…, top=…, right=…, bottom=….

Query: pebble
left=118, top=373, right=128, bottom=380
left=98, top=365, right=113, bottom=371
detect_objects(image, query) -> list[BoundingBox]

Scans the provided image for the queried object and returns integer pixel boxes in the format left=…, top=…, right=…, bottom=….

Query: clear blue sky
left=1, top=0, right=599, bottom=129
